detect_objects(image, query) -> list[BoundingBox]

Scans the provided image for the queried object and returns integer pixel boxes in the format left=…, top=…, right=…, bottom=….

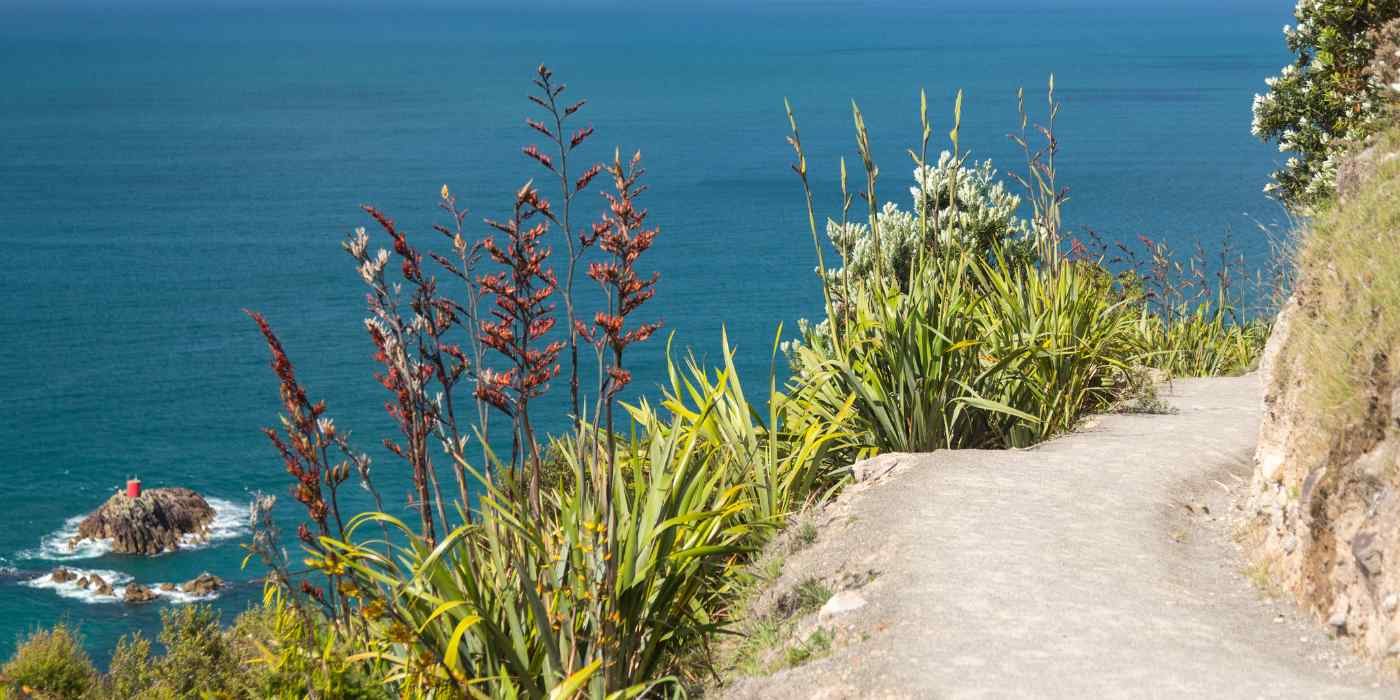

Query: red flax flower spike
left=477, top=180, right=564, bottom=516
left=582, top=148, right=662, bottom=397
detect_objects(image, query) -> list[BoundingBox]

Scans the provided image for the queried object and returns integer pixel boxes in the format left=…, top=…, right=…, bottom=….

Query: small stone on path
left=818, top=590, right=867, bottom=622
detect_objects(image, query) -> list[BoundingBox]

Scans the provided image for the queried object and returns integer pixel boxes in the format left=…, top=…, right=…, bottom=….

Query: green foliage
left=0, top=624, right=97, bottom=700
left=225, top=591, right=389, bottom=700
left=783, top=628, right=831, bottom=668
left=1132, top=304, right=1268, bottom=378
left=1094, top=232, right=1271, bottom=378
left=1251, top=0, right=1400, bottom=206
left=319, top=394, right=762, bottom=696
left=791, top=254, right=1008, bottom=452
left=636, top=330, right=858, bottom=523
left=105, top=633, right=155, bottom=700
left=786, top=81, right=1266, bottom=459
left=92, top=598, right=386, bottom=700
left=279, top=335, right=853, bottom=698
left=974, top=258, right=1140, bottom=445
left=154, top=606, right=242, bottom=697
left=790, top=253, right=1139, bottom=453
left=791, top=579, right=832, bottom=614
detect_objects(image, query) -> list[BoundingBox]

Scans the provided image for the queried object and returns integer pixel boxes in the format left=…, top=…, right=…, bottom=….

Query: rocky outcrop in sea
left=70, top=487, right=216, bottom=555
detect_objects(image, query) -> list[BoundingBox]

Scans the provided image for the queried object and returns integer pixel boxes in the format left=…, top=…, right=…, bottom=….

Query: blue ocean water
left=0, top=1, right=1291, bottom=661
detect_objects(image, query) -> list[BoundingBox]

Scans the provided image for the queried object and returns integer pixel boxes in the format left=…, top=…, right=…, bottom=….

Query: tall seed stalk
left=785, top=98, right=843, bottom=355
left=908, top=88, right=934, bottom=286
left=1011, top=75, right=1066, bottom=265
left=523, top=65, right=602, bottom=429
left=851, top=101, right=887, bottom=300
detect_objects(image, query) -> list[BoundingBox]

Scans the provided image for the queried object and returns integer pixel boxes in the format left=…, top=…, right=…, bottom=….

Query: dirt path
left=724, top=376, right=1394, bottom=698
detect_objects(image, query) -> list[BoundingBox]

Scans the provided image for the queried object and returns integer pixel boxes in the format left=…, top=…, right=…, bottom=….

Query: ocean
left=0, top=0, right=1291, bottom=660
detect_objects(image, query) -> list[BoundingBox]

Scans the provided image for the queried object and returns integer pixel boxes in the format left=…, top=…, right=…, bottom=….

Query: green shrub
left=1251, top=0, right=1400, bottom=206
left=791, top=253, right=1011, bottom=452
left=1, top=624, right=97, bottom=700
left=786, top=87, right=1143, bottom=454
left=104, top=633, right=156, bottom=700
left=975, top=257, right=1140, bottom=445
left=636, top=330, right=858, bottom=523
left=224, top=592, right=389, bottom=700
left=96, top=599, right=385, bottom=700
left=789, top=253, right=1139, bottom=453
left=1132, top=304, right=1268, bottom=378
left=156, top=606, right=241, bottom=696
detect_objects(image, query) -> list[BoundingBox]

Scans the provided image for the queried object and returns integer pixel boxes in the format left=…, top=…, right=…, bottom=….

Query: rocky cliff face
left=71, top=487, right=216, bottom=555
left=1247, top=136, right=1400, bottom=668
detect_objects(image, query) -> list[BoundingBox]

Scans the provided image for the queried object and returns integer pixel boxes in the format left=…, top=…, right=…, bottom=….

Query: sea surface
left=0, top=0, right=1291, bottom=661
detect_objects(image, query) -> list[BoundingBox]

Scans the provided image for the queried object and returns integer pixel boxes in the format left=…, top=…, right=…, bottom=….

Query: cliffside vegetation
left=1245, top=117, right=1400, bottom=667
left=1244, top=7, right=1400, bottom=667
left=5, top=68, right=1264, bottom=699
left=1296, top=125, right=1400, bottom=435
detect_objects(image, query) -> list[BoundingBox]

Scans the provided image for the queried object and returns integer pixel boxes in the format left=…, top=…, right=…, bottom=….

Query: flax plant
left=477, top=182, right=566, bottom=518
left=785, top=83, right=1141, bottom=454
left=851, top=102, right=888, bottom=302
left=973, top=255, right=1138, bottom=445
left=316, top=379, right=757, bottom=698
left=631, top=329, right=858, bottom=524
left=244, top=66, right=854, bottom=698
left=1070, top=229, right=1269, bottom=377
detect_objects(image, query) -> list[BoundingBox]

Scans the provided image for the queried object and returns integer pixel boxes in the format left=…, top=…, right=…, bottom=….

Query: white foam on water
left=22, top=567, right=133, bottom=604
left=21, top=568, right=221, bottom=605
left=21, top=514, right=112, bottom=561
left=178, top=497, right=251, bottom=550
left=20, top=496, right=251, bottom=561
left=149, top=586, right=220, bottom=604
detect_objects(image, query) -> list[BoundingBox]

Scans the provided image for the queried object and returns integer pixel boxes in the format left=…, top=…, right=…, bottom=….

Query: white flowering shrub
left=821, top=151, right=1033, bottom=296
left=1252, top=0, right=1400, bottom=207
left=788, top=153, right=1036, bottom=373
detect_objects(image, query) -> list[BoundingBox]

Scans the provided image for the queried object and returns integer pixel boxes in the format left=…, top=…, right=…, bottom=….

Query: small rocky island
left=70, top=486, right=216, bottom=555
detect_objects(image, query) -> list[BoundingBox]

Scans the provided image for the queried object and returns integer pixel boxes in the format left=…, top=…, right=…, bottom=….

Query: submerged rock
left=70, top=487, right=215, bottom=556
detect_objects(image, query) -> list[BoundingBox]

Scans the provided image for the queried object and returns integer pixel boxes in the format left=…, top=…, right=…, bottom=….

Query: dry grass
left=1294, top=125, right=1400, bottom=456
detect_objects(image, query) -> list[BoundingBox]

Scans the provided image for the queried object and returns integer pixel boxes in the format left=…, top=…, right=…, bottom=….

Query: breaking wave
left=21, top=567, right=220, bottom=605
